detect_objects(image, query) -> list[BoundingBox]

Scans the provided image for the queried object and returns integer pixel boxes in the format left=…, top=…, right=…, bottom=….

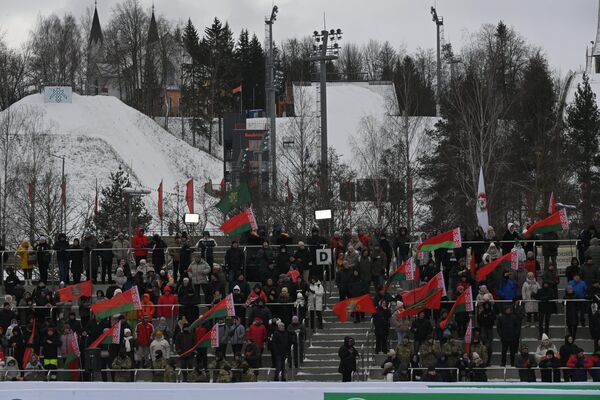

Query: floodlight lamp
left=315, top=209, right=332, bottom=220
left=184, top=213, right=200, bottom=224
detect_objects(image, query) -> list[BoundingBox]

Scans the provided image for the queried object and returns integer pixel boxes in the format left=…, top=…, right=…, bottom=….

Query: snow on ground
left=4, top=93, right=222, bottom=229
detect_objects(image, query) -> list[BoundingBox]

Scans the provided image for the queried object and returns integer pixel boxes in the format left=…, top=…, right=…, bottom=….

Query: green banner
left=324, top=392, right=595, bottom=400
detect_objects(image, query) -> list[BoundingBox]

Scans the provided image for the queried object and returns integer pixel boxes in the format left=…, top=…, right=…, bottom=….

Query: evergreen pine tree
left=566, top=73, right=600, bottom=225
left=93, top=167, right=152, bottom=237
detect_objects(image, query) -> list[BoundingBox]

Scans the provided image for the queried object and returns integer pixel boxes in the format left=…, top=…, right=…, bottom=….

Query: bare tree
left=362, top=39, right=382, bottom=80
left=28, top=13, right=83, bottom=87
left=337, top=43, right=363, bottom=81
left=0, top=35, right=29, bottom=110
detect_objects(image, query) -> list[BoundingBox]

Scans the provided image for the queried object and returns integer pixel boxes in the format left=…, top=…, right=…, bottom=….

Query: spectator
left=135, top=315, right=153, bottom=367
left=409, top=354, right=423, bottom=381
left=523, top=251, right=539, bottom=278
left=578, top=226, right=597, bottom=263
left=373, top=300, right=391, bottom=354
left=477, top=302, right=495, bottom=366
left=419, top=337, right=440, bottom=369
left=149, top=330, right=170, bottom=362
left=515, top=344, right=537, bottom=382
left=422, top=365, right=441, bottom=382
left=112, top=348, right=133, bottom=382
left=271, top=321, right=289, bottom=381
left=535, top=281, right=556, bottom=339
left=24, top=353, right=45, bottom=381
left=568, top=275, right=588, bottom=327
left=131, top=228, right=149, bottom=267
left=442, top=337, right=463, bottom=368
left=470, top=336, right=488, bottom=367
left=335, top=261, right=353, bottom=301
left=539, top=349, right=561, bottom=382
left=287, top=315, right=305, bottom=367
left=566, top=347, right=594, bottom=382
left=150, top=234, right=167, bottom=270
left=497, top=305, right=521, bottom=367
left=81, top=231, right=99, bottom=283
left=391, top=303, right=410, bottom=344
left=559, top=335, right=576, bottom=382
left=35, top=236, right=51, bottom=285
left=522, top=272, right=540, bottom=326
left=69, top=238, right=83, bottom=283
left=585, top=237, right=600, bottom=270
left=591, top=306, right=600, bottom=348
left=497, top=271, right=518, bottom=301
left=16, top=240, right=34, bottom=285
left=197, top=231, right=216, bottom=267
left=338, top=336, right=358, bottom=382
left=470, top=352, right=487, bottom=382
left=535, top=333, right=558, bottom=363
left=40, top=325, right=61, bottom=370
left=188, top=254, right=211, bottom=300
left=411, top=312, right=433, bottom=352
left=394, top=227, right=410, bottom=263
left=246, top=317, right=267, bottom=354
left=53, top=233, right=70, bottom=284
left=581, top=256, right=600, bottom=289
left=541, top=231, right=559, bottom=271
left=566, top=257, right=581, bottom=282
left=224, top=241, right=245, bottom=283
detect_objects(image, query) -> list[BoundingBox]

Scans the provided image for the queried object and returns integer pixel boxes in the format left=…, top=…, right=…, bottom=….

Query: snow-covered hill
left=4, top=93, right=222, bottom=229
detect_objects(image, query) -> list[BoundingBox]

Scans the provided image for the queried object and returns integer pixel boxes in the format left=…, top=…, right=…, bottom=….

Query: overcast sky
left=0, top=0, right=597, bottom=76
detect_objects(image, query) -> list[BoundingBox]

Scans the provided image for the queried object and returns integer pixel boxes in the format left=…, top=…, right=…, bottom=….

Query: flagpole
left=240, top=86, right=243, bottom=115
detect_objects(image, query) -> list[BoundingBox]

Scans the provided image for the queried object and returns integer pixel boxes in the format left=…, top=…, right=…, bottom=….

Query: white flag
left=476, top=166, right=489, bottom=232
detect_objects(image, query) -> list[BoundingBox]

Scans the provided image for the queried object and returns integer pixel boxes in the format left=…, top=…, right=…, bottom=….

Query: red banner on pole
left=157, top=180, right=163, bottom=220
left=185, top=179, right=194, bottom=213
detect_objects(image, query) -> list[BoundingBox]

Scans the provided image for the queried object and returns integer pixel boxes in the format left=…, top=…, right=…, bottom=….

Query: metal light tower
left=310, top=27, right=342, bottom=217
left=265, top=5, right=278, bottom=195
left=431, top=6, right=443, bottom=116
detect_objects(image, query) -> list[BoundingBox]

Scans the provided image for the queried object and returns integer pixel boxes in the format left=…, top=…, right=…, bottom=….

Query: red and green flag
left=63, top=333, right=81, bottom=381
left=219, top=208, right=257, bottom=237
left=91, top=286, right=141, bottom=319
left=416, top=228, right=462, bottom=252
left=57, top=280, right=93, bottom=303
left=548, top=192, right=557, bottom=214
left=385, top=257, right=420, bottom=289
left=476, top=250, right=518, bottom=282
left=190, top=294, right=235, bottom=330
left=524, top=209, right=569, bottom=239
left=399, top=272, right=445, bottom=317
left=465, top=318, right=472, bottom=354
left=439, top=287, right=474, bottom=329
left=88, top=321, right=121, bottom=349
left=332, top=294, right=377, bottom=322
left=22, top=318, right=36, bottom=368
left=178, top=324, right=219, bottom=358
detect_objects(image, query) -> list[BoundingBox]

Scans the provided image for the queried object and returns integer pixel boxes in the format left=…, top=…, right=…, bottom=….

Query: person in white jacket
left=308, top=278, right=324, bottom=329
left=149, top=330, right=171, bottom=362
left=522, top=272, right=541, bottom=327
left=535, top=333, right=558, bottom=363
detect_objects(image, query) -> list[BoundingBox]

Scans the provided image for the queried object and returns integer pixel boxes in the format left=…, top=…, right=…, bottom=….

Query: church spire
left=147, top=4, right=159, bottom=45
left=89, top=1, right=103, bottom=44
left=593, top=0, right=600, bottom=55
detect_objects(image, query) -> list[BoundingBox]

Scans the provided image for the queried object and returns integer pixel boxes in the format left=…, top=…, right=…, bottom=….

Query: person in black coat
left=306, top=227, right=327, bottom=278
left=271, top=322, right=290, bottom=381
left=35, top=237, right=52, bottom=284
left=336, top=263, right=353, bottom=301
left=0, top=302, right=16, bottom=332
left=559, top=335, right=576, bottom=382
left=150, top=234, right=167, bottom=270
left=373, top=301, right=392, bottom=354
left=348, top=270, right=368, bottom=323
left=224, top=241, right=245, bottom=283
left=564, top=286, right=580, bottom=338
left=411, top=312, right=433, bottom=352
left=97, top=235, right=114, bottom=284
left=539, top=349, right=561, bottom=382
left=53, top=233, right=70, bottom=284
left=338, top=336, right=358, bottom=382
left=515, top=344, right=537, bottom=382
left=69, top=239, right=84, bottom=283
left=534, top=281, right=556, bottom=339
left=40, top=326, right=62, bottom=370
left=497, top=305, right=521, bottom=366
left=393, top=227, right=410, bottom=262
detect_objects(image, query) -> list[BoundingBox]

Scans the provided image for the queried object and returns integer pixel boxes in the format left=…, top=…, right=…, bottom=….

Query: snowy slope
left=3, top=93, right=222, bottom=226
left=290, top=81, right=398, bottom=161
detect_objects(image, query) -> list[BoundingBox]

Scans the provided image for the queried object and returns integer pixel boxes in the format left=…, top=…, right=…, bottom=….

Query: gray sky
left=0, top=0, right=597, bottom=76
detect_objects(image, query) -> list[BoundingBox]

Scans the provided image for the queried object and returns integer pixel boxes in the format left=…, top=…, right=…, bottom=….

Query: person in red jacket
left=246, top=317, right=267, bottom=352
left=157, top=286, right=179, bottom=328
left=135, top=315, right=154, bottom=368
left=566, top=347, right=594, bottom=381
left=131, top=227, right=149, bottom=266
left=139, top=293, right=155, bottom=321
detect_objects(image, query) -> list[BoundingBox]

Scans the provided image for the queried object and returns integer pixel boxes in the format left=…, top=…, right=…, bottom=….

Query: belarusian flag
left=465, top=319, right=472, bottom=354
left=416, top=228, right=462, bottom=252
left=219, top=208, right=257, bottom=237
left=91, top=286, right=142, bottom=319
left=178, top=324, right=219, bottom=358
left=58, top=280, right=93, bottom=303
left=189, top=294, right=235, bottom=330
left=476, top=250, right=518, bottom=282
left=523, top=209, right=569, bottom=239
left=22, top=319, right=36, bottom=368
left=332, top=294, right=376, bottom=322
left=216, top=182, right=251, bottom=214
left=64, top=333, right=81, bottom=381
left=399, top=272, right=445, bottom=317
left=548, top=192, right=557, bottom=214
left=385, top=258, right=420, bottom=289
left=439, top=287, right=473, bottom=329
left=88, top=321, right=121, bottom=349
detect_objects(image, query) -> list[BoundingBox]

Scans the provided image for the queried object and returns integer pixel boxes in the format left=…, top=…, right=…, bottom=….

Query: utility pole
left=122, top=188, right=150, bottom=238
left=51, top=153, right=66, bottom=234
left=431, top=6, right=443, bottom=116
left=265, top=5, right=278, bottom=196
left=310, top=27, right=342, bottom=227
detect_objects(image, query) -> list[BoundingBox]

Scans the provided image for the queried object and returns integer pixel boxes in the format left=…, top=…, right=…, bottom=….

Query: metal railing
left=404, top=366, right=600, bottom=382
